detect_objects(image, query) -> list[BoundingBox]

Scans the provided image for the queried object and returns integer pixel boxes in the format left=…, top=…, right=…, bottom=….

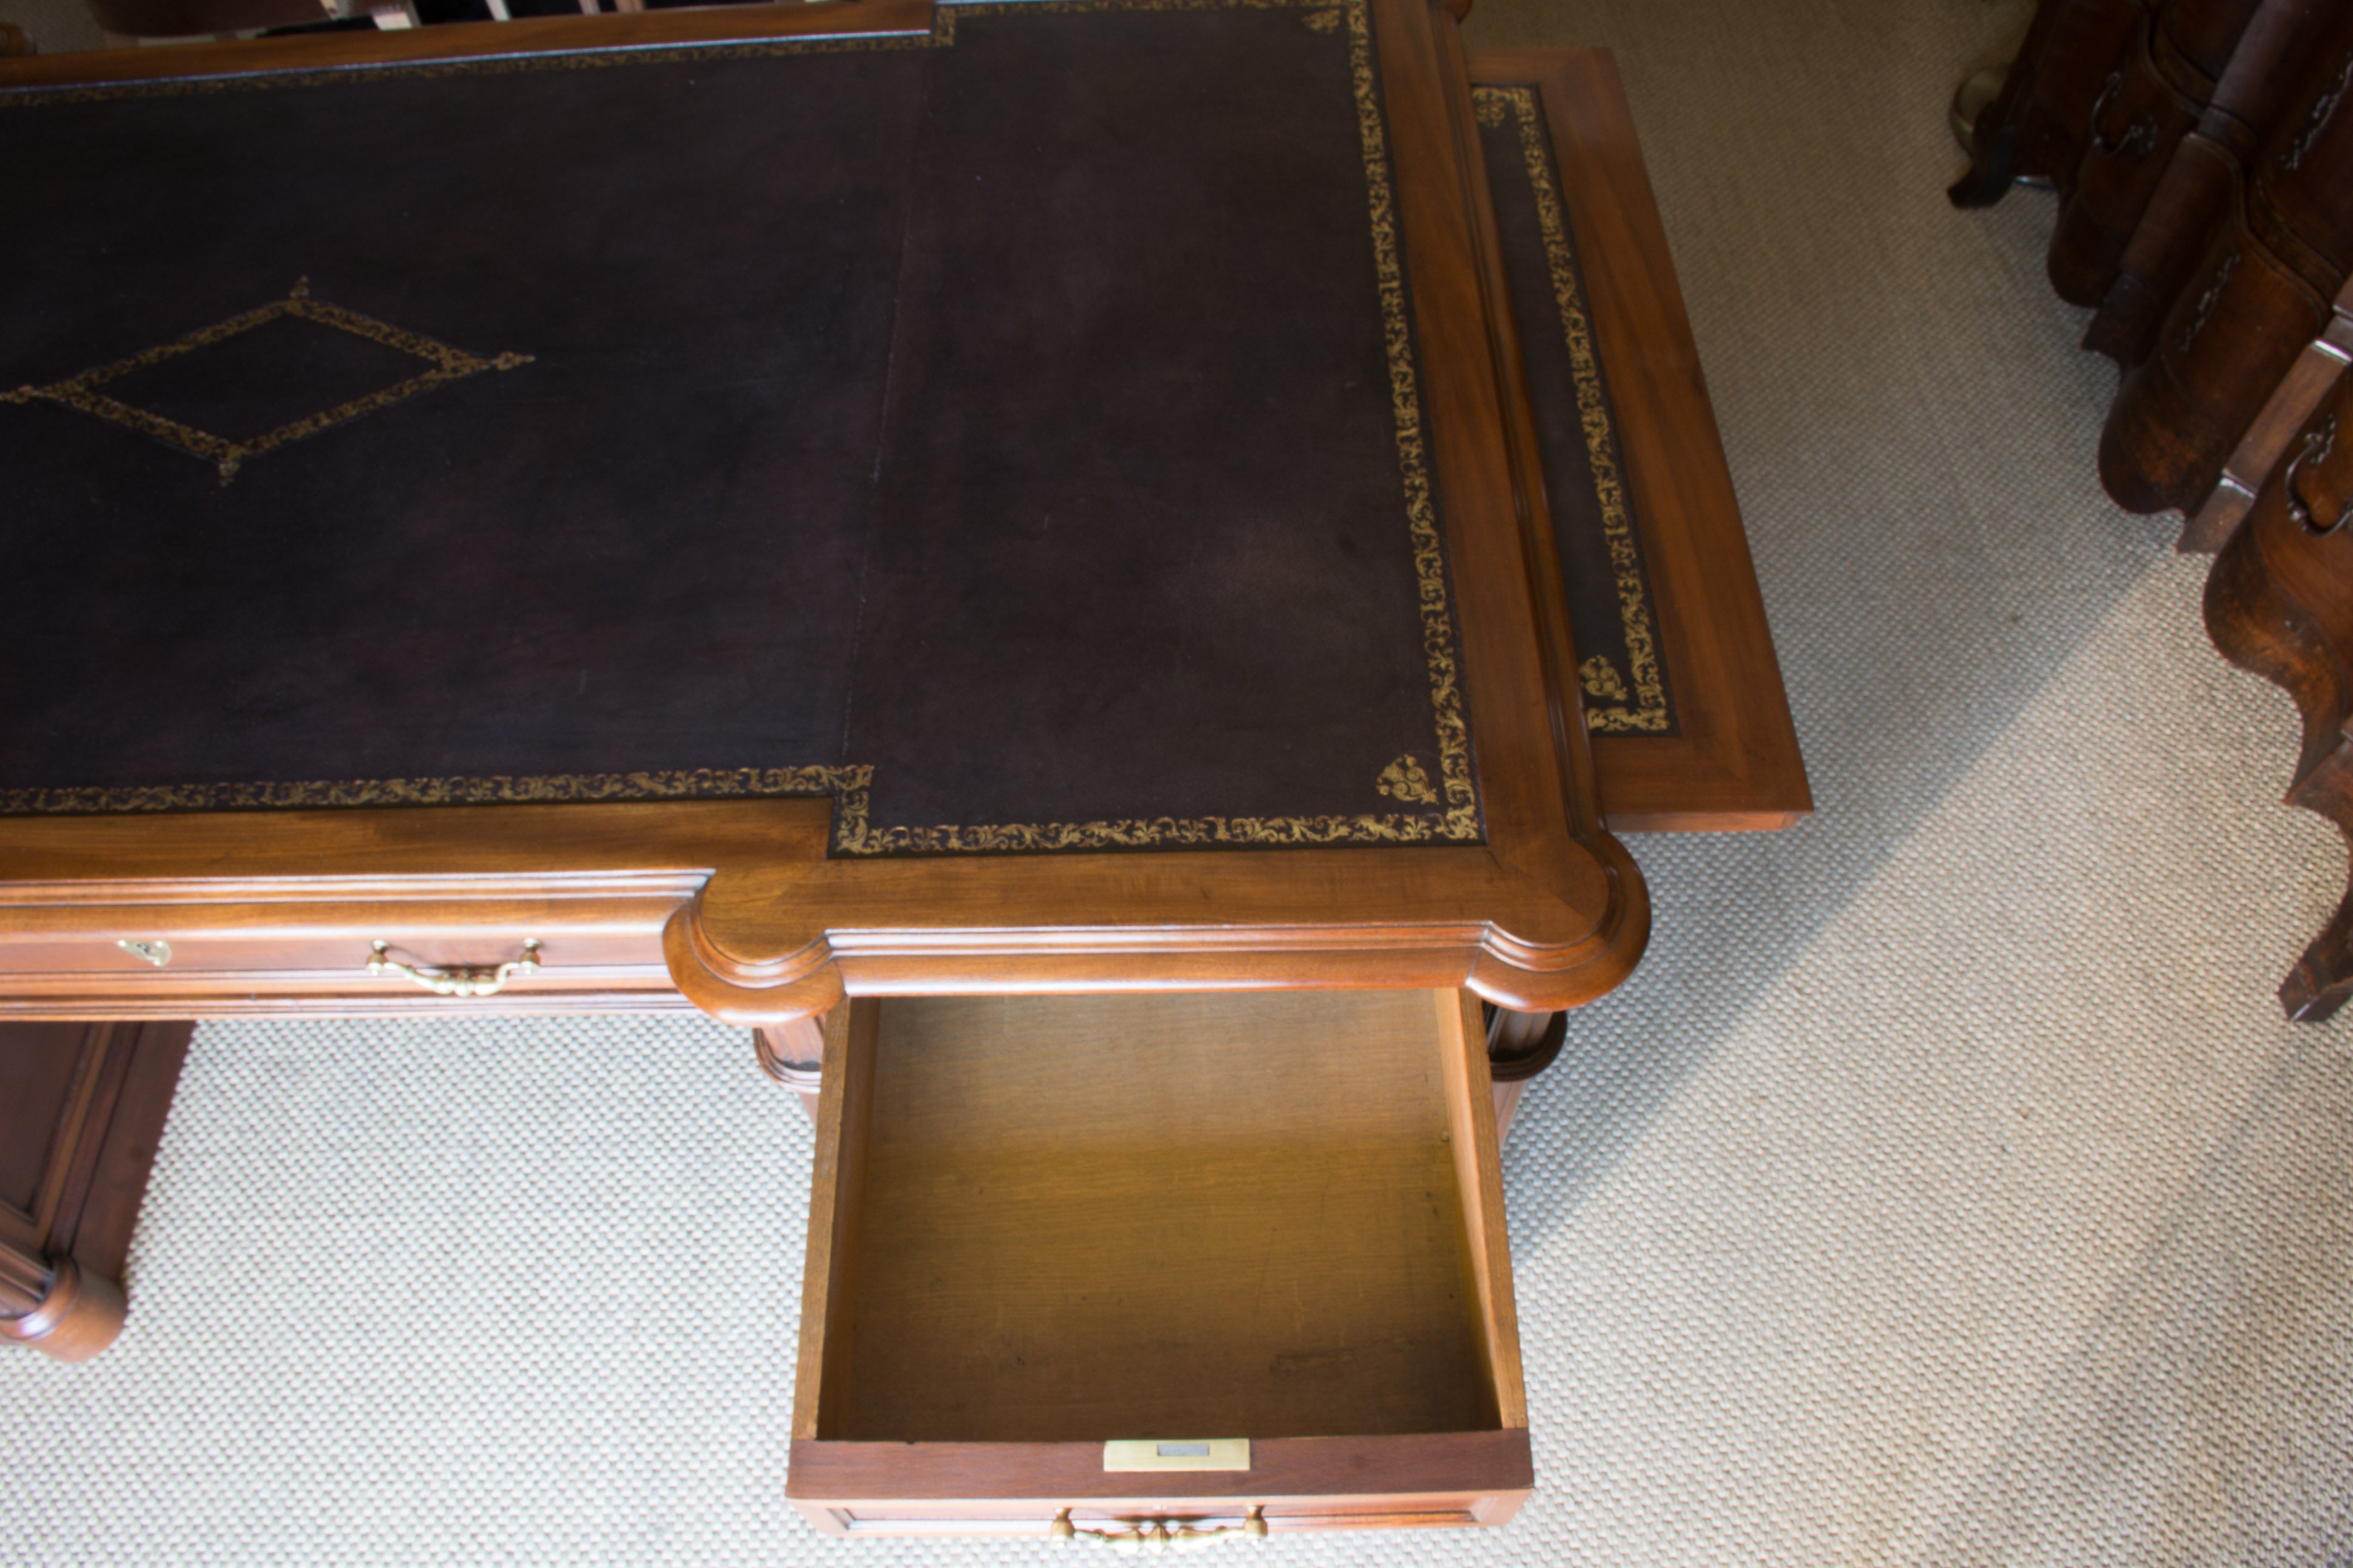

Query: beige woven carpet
left=7, top=0, right=2352, bottom=1561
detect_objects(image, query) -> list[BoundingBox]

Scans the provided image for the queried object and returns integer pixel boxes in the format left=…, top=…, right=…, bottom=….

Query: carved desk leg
left=0, top=1250, right=125, bottom=1363
left=1486, top=1005, right=1567, bottom=1145
left=0, top=1021, right=193, bottom=1361
left=754, top=1016, right=826, bottom=1121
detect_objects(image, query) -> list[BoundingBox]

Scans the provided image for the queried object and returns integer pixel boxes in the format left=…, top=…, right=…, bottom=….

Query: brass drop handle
left=2288, top=414, right=2341, bottom=535
left=366, top=939, right=541, bottom=997
left=2087, top=69, right=2156, bottom=161
left=1051, top=1507, right=1266, bottom=1553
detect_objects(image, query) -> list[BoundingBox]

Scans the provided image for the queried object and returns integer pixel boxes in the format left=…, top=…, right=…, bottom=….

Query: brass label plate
left=1102, top=1439, right=1252, bottom=1473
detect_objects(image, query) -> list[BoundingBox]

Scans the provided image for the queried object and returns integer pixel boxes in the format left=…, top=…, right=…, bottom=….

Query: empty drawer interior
left=799, top=989, right=1517, bottom=1445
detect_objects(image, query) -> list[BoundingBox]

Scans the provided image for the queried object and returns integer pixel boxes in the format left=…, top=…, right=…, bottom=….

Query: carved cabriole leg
left=0, top=1247, right=127, bottom=1363
left=2047, top=14, right=2207, bottom=307
left=2181, top=294, right=2353, bottom=552
left=2205, top=491, right=2348, bottom=770
left=2202, top=556, right=2353, bottom=1013
left=754, top=1015, right=826, bottom=1121
left=2204, top=389, right=2353, bottom=1018
left=1948, top=0, right=2143, bottom=210
left=2281, top=758, right=2353, bottom=1021
left=2100, top=228, right=2329, bottom=515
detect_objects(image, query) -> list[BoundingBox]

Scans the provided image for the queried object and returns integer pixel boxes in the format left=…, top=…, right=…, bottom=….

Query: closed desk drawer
left=0, top=909, right=685, bottom=1017
left=788, top=988, right=1531, bottom=1539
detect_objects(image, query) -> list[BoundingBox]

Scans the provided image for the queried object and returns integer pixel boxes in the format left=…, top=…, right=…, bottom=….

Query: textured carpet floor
left=5, top=0, right=2352, bottom=1563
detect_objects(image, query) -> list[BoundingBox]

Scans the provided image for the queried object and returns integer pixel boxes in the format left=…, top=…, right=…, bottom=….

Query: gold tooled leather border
left=0, top=767, right=850, bottom=817
left=5, top=278, right=531, bottom=484
left=1474, top=83, right=1669, bottom=735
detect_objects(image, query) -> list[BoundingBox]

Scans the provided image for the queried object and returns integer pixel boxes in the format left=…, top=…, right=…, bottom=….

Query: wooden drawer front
left=819, top=1503, right=1505, bottom=1538
left=787, top=990, right=1530, bottom=1538
left=0, top=914, right=682, bottom=1017
left=791, top=1431, right=1531, bottom=1538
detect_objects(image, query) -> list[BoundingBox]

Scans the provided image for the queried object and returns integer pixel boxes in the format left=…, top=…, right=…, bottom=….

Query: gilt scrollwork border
left=1474, top=83, right=1669, bottom=734
left=4, top=278, right=531, bottom=484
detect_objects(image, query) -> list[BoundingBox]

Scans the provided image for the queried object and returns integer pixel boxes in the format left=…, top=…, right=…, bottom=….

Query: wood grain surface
left=2203, top=276, right=2353, bottom=1018
left=0, top=1019, right=191, bottom=1359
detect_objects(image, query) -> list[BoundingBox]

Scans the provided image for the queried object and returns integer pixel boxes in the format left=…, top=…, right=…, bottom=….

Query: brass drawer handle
left=2289, top=415, right=2341, bottom=535
left=1051, top=1507, right=1265, bottom=1553
left=366, top=939, right=541, bottom=997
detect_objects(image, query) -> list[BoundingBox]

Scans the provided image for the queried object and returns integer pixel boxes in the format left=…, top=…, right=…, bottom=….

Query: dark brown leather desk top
left=2, top=1, right=1494, bottom=856
left=0, top=5, right=1808, bottom=1021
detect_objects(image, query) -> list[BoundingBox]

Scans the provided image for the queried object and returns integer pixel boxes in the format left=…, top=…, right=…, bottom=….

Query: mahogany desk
left=0, top=0, right=1803, bottom=1534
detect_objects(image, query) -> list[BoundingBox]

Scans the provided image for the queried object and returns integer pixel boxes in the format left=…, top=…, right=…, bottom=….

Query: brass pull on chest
left=1051, top=1507, right=1266, bottom=1552
left=366, top=939, right=541, bottom=997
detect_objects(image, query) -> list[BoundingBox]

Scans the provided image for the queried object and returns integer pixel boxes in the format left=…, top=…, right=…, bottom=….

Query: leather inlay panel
left=1472, top=83, right=1673, bottom=736
left=1, top=39, right=922, bottom=818
left=0, top=0, right=1485, bottom=857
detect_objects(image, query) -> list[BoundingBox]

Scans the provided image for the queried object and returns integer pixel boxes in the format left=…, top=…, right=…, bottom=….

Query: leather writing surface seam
left=840, top=0, right=1478, bottom=849
left=0, top=0, right=1489, bottom=857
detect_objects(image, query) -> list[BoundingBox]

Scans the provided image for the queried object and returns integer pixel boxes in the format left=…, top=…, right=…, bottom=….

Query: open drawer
left=787, top=989, right=1531, bottom=1539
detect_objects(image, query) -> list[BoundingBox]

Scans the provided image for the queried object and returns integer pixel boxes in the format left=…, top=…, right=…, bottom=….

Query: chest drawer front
left=786, top=988, right=1529, bottom=1537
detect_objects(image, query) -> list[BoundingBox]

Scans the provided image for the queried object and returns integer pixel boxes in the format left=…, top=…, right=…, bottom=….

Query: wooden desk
left=0, top=2, right=1804, bottom=1525
left=0, top=0, right=1799, bottom=1029
left=0, top=0, right=1640, bottom=1025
